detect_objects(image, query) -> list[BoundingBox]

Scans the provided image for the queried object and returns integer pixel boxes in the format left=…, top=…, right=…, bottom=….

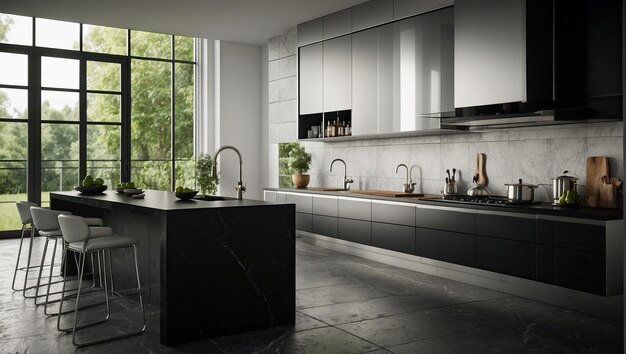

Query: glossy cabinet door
left=298, top=18, right=323, bottom=47
left=455, top=0, right=526, bottom=108
left=299, top=43, right=323, bottom=114
left=323, top=35, right=352, bottom=112
left=352, top=0, right=393, bottom=32
left=394, top=0, right=454, bottom=20
left=323, top=9, right=352, bottom=39
left=351, top=28, right=379, bottom=135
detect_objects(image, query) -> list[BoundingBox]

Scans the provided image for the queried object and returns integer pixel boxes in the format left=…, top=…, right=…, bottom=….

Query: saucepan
left=504, top=179, right=538, bottom=203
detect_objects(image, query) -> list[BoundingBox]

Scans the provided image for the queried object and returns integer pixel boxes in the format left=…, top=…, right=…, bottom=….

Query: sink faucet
left=213, top=145, right=246, bottom=199
left=330, top=158, right=353, bottom=190
left=395, top=164, right=416, bottom=193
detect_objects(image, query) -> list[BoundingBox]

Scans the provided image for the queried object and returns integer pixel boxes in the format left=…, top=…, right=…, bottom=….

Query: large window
left=0, top=13, right=197, bottom=234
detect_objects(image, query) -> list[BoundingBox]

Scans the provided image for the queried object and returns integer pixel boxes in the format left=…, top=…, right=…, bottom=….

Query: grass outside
left=0, top=193, right=50, bottom=231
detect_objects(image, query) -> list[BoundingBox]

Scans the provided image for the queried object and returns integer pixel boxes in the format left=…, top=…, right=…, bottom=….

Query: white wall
left=216, top=40, right=262, bottom=200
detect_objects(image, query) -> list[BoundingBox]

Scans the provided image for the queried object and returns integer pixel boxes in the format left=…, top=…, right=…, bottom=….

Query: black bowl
left=175, top=190, right=198, bottom=200
left=75, top=184, right=107, bottom=195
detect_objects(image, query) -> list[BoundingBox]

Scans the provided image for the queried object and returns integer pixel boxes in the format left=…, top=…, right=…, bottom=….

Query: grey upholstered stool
left=57, top=214, right=146, bottom=347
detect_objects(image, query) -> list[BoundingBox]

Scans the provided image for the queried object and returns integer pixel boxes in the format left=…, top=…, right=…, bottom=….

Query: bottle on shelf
left=346, top=121, right=351, bottom=136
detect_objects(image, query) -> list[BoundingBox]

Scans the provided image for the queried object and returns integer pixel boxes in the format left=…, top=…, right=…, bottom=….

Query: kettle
left=467, top=174, right=492, bottom=197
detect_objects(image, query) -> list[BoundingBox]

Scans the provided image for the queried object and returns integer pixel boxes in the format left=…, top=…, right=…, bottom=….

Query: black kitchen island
left=50, top=190, right=295, bottom=346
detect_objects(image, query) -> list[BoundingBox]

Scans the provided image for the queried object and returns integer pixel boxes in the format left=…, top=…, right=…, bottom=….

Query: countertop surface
left=265, top=187, right=624, bottom=221
left=51, top=189, right=274, bottom=211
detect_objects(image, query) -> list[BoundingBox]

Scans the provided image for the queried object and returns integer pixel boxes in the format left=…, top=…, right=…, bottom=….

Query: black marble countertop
left=51, top=189, right=274, bottom=211
left=265, top=187, right=624, bottom=221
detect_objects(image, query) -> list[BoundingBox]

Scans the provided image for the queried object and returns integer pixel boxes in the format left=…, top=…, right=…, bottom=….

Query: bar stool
left=12, top=201, right=38, bottom=294
left=29, top=207, right=108, bottom=315
left=57, top=214, right=146, bottom=347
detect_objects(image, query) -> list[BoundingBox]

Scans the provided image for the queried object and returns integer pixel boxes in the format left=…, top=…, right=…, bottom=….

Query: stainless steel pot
left=551, top=171, right=578, bottom=204
left=504, top=179, right=538, bottom=203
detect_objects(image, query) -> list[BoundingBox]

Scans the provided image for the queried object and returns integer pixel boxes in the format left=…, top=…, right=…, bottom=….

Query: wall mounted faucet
left=330, top=158, right=353, bottom=190
left=395, top=163, right=416, bottom=193
left=213, top=145, right=246, bottom=199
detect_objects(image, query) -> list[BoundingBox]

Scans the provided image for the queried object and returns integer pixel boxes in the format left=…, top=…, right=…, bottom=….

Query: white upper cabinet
left=323, top=35, right=352, bottom=112
left=297, top=18, right=323, bottom=47
left=351, top=28, right=379, bottom=135
left=352, top=0, right=394, bottom=32
left=394, top=0, right=454, bottom=20
left=323, top=9, right=352, bottom=40
left=299, top=43, right=323, bottom=114
left=454, top=0, right=526, bottom=108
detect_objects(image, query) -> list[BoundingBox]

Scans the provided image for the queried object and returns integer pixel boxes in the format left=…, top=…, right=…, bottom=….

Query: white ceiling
left=0, top=0, right=368, bottom=45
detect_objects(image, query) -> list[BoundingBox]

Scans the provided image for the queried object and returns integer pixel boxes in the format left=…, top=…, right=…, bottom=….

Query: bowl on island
left=175, top=190, right=198, bottom=200
left=75, top=185, right=107, bottom=195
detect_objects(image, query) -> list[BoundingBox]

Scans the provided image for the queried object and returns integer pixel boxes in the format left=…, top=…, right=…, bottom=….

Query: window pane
left=0, top=88, right=28, bottom=119
left=41, top=57, right=79, bottom=89
left=0, top=52, right=28, bottom=86
left=83, top=24, right=127, bottom=55
left=41, top=90, right=79, bottom=121
left=87, top=61, right=121, bottom=92
left=0, top=13, right=33, bottom=46
left=131, top=160, right=171, bottom=190
left=35, top=18, right=79, bottom=50
left=87, top=124, right=120, bottom=186
left=131, top=59, right=171, bottom=160
left=0, top=122, right=27, bottom=231
left=130, top=30, right=171, bottom=59
left=41, top=123, right=79, bottom=204
left=175, top=63, right=193, bottom=160
left=87, top=93, right=120, bottom=122
left=174, top=36, right=194, bottom=61
left=175, top=159, right=195, bottom=191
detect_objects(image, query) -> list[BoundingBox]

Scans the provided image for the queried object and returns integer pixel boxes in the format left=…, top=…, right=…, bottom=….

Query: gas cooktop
left=429, top=195, right=540, bottom=206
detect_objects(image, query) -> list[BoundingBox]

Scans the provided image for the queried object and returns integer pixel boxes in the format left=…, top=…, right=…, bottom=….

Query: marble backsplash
left=299, top=121, right=624, bottom=202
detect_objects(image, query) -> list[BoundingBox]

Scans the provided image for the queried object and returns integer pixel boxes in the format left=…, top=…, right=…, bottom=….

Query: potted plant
left=289, top=143, right=312, bottom=188
left=195, top=153, right=219, bottom=196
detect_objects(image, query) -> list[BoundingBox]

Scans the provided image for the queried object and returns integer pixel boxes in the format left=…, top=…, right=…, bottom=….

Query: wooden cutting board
left=586, top=156, right=609, bottom=208
left=474, top=153, right=488, bottom=186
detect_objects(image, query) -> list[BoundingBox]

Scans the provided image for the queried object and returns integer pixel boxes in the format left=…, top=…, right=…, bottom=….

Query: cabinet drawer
left=477, top=214, right=535, bottom=242
left=372, top=201, right=416, bottom=226
left=338, top=218, right=371, bottom=246
left=312, top=215, right=338, bottom=237
left=263, top=190, right=276, bottom=203
left=312, top=196, right=338, bottom=217
left=296, top=212, right=312, bottom=233
left=276, top=192, right=286, bottom=203
left=553, top=222, right=605, bottom=254
left=477, top=236, right=535, bottom=280
left=536, top=245, right=554, bottom=284
left=338, top=198, right=371, bottom=221
left=554, top=247, right=605, bottom=295
left=372, top=222, right=415, bottom=254
left=416, top=207, right=476, bottom=234
left=285, top=193, right=313, bottom=214
left=416, top=228, right=476, bottom=267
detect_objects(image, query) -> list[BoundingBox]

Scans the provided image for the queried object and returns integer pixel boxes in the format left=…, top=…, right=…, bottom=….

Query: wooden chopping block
left=586, top=156, right=609, bottom=208
left=474, top=153, right=488, bottom=186
left=598, top=183, right=617, bottom=209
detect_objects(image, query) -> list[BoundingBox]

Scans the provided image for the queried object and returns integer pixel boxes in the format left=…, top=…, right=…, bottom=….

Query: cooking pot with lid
left=504, top=179, right=538, bottom=203
left=551, top=170, right=578, bottom=205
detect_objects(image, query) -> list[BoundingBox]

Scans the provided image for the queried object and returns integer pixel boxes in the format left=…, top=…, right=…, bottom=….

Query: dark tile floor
left=0, top=236, right=622, bottom=353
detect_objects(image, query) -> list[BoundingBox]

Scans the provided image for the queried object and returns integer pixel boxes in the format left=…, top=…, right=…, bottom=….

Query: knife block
left=598, top=184, right=617, bottom=209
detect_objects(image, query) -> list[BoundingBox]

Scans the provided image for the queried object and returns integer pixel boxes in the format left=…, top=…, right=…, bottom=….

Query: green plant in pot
left=289, top=143, right=312, bottom=188
left=195, top=153, right=219, bottom=196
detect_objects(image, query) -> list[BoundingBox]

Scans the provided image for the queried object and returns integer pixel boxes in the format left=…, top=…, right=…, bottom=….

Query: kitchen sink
left=349, top=189, right=425, bottom=198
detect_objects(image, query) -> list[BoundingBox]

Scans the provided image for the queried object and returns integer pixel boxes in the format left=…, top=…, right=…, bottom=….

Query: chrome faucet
left=213, top=145, right=246, bottom=199
left=395, top=164, right=416, bottom=193
left=330, top=158, right=353, bottom=190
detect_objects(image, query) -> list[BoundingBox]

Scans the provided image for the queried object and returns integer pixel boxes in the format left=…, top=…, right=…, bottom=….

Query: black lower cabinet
left=337, top=218, right=371, bottom=245
left=536, top=245, right=554, bottom=283
left=296, top=212, right=312, bottom=233
left=554, top=247, right=606, bottom=295
left=477, top=236, right=536, bottom=279
left=371, top=222, right=415, bottom=254
left=312, top=214, right=338, bottom=238
left=416, top=228, right=476, bottom=267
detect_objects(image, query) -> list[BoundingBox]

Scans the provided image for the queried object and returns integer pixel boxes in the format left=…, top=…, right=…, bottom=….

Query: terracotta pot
left=292, top=174, right=310, bottom=188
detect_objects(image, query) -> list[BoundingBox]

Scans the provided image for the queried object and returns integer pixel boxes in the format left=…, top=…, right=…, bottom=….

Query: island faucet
left=213, top=145, right=246, bottom=199
left=330, top=158, right=353, bottom=190
left=395, top=163, right=416, bottom=193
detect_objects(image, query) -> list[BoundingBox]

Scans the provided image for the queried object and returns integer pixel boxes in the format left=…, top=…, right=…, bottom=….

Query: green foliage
left=195, top=153, right=218, bottom=195
left=287, top=143, right=312, bottom=175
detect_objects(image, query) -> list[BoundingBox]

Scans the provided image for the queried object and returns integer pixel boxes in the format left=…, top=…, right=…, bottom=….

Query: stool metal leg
left=36, top=237, right=59, bottom=306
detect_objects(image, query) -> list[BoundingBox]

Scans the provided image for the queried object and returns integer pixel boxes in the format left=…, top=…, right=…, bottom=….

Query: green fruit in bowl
left=117, top=183, right=122, bottom=188
left=175, top=186, right=183, bottom=193
left=83, top=178, right=94, bottom=187
left=183, top=188, right=192, bottom=193
left=126, top=181, right=136, bottom=189
left=95, top=178, right=104, bottom=186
